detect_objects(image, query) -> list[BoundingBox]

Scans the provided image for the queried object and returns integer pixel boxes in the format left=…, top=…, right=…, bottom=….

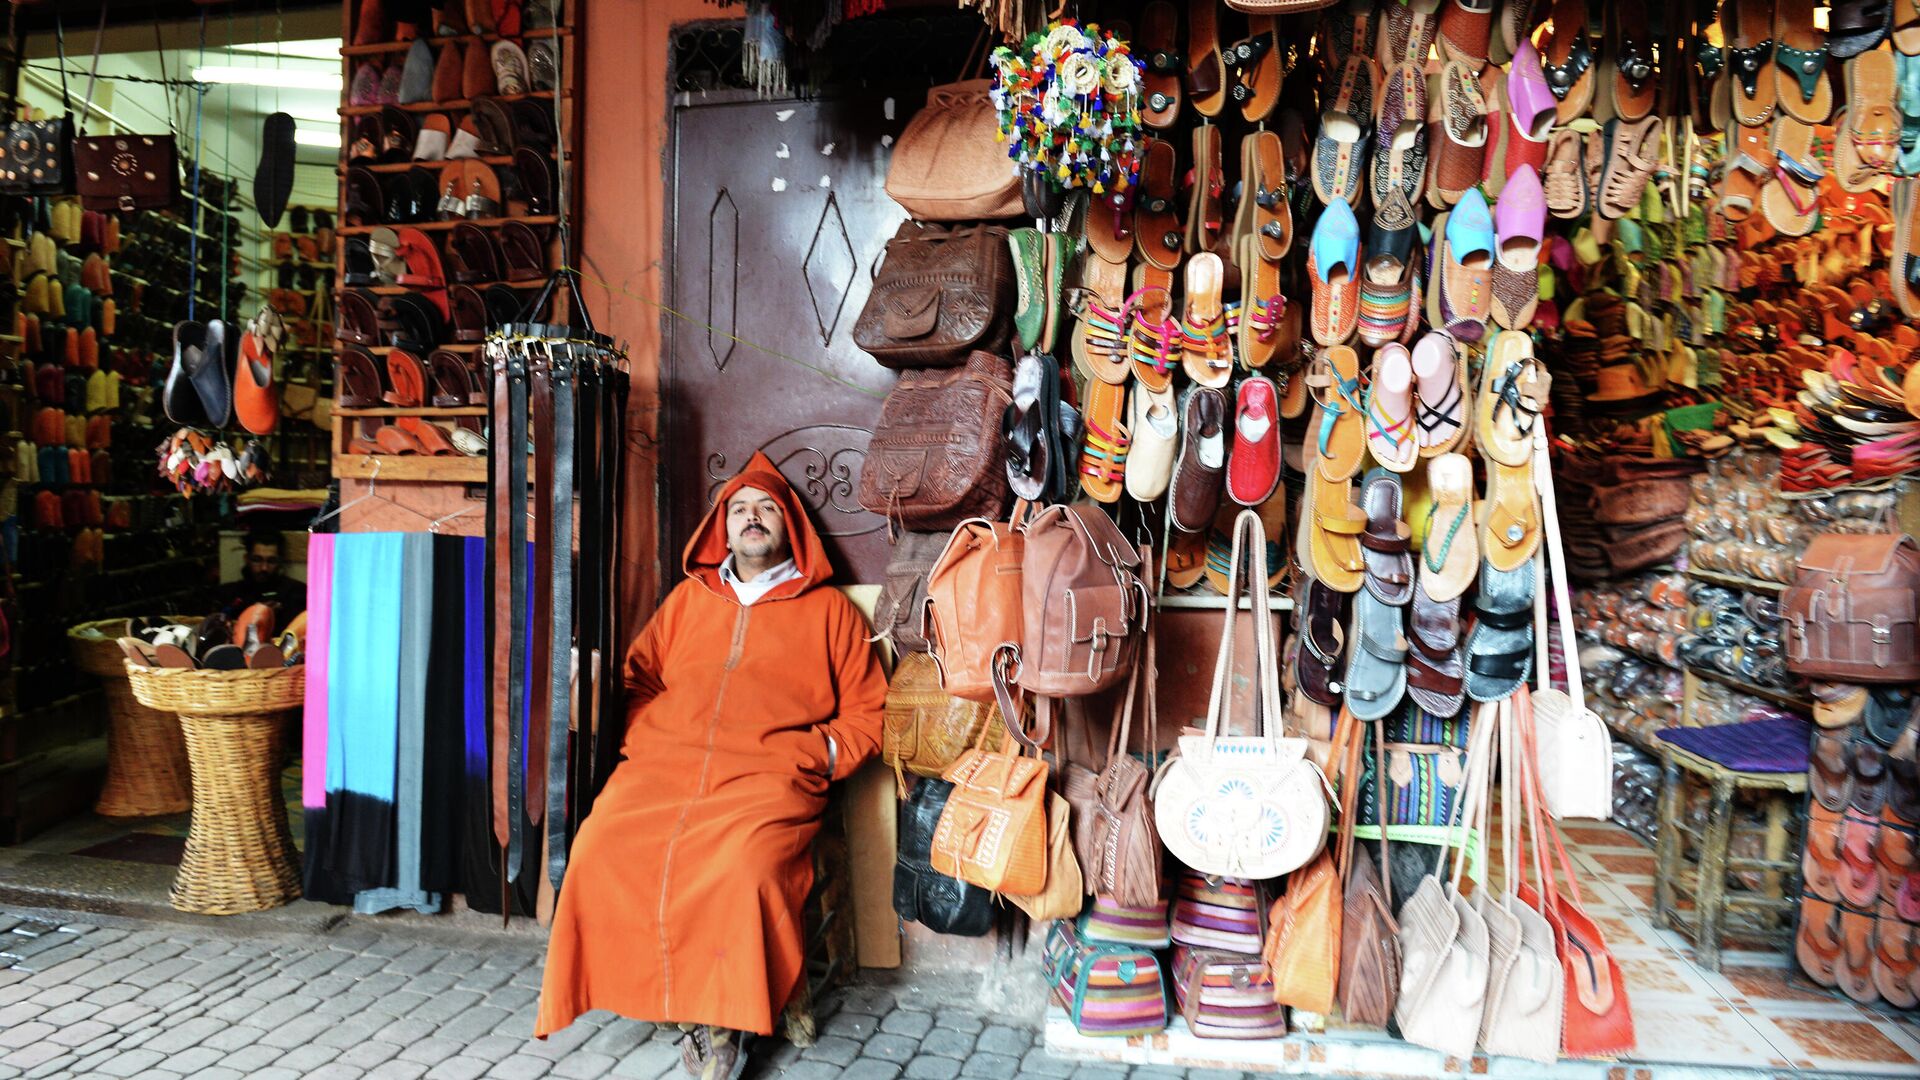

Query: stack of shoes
left=116, top=604, right=301, bottom=671
left=1556, top=444, right=1702, bottom=580
left=1570, top=571, right=1690, bottom=666
left=1676, top=582, right=1795, bottom=691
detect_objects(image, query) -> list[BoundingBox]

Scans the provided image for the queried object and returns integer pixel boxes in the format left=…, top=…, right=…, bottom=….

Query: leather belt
left=503, top=345, right=531, bottom=883
left=545, top=343, right=576, bottom=889
left=528, top=345, right=555, bottom=861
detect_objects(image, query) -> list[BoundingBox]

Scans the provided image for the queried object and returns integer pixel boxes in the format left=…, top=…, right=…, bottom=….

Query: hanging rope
left=182, top=12, right=205, bottom=323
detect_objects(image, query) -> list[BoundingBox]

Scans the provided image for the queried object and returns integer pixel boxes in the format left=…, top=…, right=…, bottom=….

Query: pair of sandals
left=338, top=287, right=447, bottom=354
left=1797, top=892, right=1920, bottom=1005
left=337, top=346, right=485, bottom=458
left=118, top=607, right=291, bottom=672
left=1002, top=352, right=1081, bottom=505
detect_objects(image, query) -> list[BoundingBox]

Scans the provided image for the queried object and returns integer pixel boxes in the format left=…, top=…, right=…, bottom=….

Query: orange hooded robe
left=535, top=453, right=888, bottom=1037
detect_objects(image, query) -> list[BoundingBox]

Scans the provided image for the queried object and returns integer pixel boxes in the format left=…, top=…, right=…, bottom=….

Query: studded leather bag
left=1784, top=533, right=1920, bottom=683
left=858, top=350, right=1013, bottom=532
left=852, top=222, right=1014, bottom=369
left=74, top=133, right=180, bottom=213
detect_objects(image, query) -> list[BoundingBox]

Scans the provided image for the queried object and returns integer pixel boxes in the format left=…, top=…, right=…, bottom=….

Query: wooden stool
left=1653, top=719, right=1810, bottom=971
left=125, top=665, right=305, bottom=915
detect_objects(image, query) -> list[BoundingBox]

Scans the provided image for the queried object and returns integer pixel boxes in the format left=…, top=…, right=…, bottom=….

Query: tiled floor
left=1049, top=815, right=1920, bottom=1077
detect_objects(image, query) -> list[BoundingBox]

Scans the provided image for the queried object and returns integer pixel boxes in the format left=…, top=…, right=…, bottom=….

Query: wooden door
left=663, top=93, right=905, bottom=584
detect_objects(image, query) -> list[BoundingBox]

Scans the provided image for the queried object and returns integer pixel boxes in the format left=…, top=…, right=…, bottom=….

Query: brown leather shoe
left=1170, top=386, right=1228, bottom=533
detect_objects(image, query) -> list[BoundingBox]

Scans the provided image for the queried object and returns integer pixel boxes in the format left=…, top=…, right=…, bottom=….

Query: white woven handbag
left=1152, top=510, right=1330, bottom=880
left=1530, top=428, right=1615, bottom=819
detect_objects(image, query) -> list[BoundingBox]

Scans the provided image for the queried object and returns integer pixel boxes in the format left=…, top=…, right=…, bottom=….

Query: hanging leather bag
left=881, top=652, right=1005, bottom=787
left=924, top=505, right=1027, bottom=703
left=1, top=14, right=81, bottom=196
left=930, top=709, right=1050, bottom=896
left=1782, top=533, right=1920, bottom=682
left=1532, top=432, right=1616, bottom=819
left=1067, top=621, right=1165, bottom=908
left=893, top=776, right=996, bottom=937
left=1005, top=786, right=1084, bottom=921
left=858, top=350, right=1014, bottom=531
left=1264, top=708, right=1359, bottom=1016
left=1043, top=917, right=1169, bottom=1037
left=872, top=530, right=949, bottom=654
left=1337, top=713, right=1400, bottom=1029
left=1479, top=695, right=1564, bottom=1064
left=1152, top=509, right=1330, bottom=880
left=1015, top=503, right=1149, bottom=699
left=886, top=79, right=1022, bottom=221
left=73, top=21, right=180, bottom=213
left=851, top=222, right=1015, bottom=369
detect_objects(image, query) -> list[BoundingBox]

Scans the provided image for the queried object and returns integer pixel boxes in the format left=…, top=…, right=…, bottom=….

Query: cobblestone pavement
left=0, top=911, right=1244, bottom=1080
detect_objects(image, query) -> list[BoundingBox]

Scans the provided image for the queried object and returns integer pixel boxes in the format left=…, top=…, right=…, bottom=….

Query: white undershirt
left=718, top=556, right=801, bottom=607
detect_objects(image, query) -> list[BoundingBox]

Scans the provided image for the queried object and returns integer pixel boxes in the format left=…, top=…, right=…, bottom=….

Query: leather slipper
left=385, top=348, right=430, bottom=407
left=1358, top=467, right=1414, bottom=604
left=1436, top=189, right=1496, bottom=338
left=462, top=38, right=496, bottom=100
left=1309, top=198, right=1362, bottom=346
left=233, top=331, right=278, bottom=436
left=1421, top=452, right=1479, bottom=602
left=1345, top=587, right=1409, bottom=721
left=1170, top=385, right=1228, bottom=534
left=1125, top=384, right=1178, bottom=502
left=1438, top=0, right=1495, bottom=68
left=1311, top=343, right=1369, bottom=481
left=491, top=40, right=531, bottom=96
left=1227, top=375, right=1281, bottom=506
left=1776, top=0, right=1836, bottom=122
left=1139, top=2, right=1183, bottom=128
left=1373, top=62, right=1430, bottom=206
left=1465, top=556, right=1535, bottom=702
left=1832, top=0, right=1895, bottom=57
left=1491, top=165, right=1546, bottom=329
left=1380, top=0, right=1443, bottom=70
left=1314, top=55, right=1377, bottom=207
left=1187, top=0, right=1227, bottom=118
left=1427, top=61, right=1489, bottom=208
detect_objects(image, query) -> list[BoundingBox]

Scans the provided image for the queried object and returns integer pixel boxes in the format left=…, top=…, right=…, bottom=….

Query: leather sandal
left=338, top=288, right=382, bottom=346
left=1840, top=909, right=1879, bottom=1003
left=1542, top=0, right=1598, bottom=123
left=1609, top=0, right=1659, bottom=122
left=1874, top=915, right=1919, bottom=1007
left=1795, top=897, right=1842, bottom=986
left=1186, top=0, right=1227, bottom=118
left=1815, top=731, right=1857, bottom=812
left=501, top=221, right=547, bottom=280
left=1763, top=117, right=1825, bottom=236
left=1181, top=253, right=1232, bottom=387
left=1722, top=121, right=1775, bottom=222
left=1310, top=198, right=1362, bottom=347
left=1805, top=802, right=1846, bottom=896
left=1310, top=344, right=1369, bottom=481
left=1597, top=116, right=1661, bottom=220
left=1078, top=377, right=1130, bottom=504
left=1128, top=265, right=1180, bottom=391
left=1729, top=0, right=1780, bottom=125
left=1358, top=467, right=1414, bottom=605
left=1364, top=342, right=1419, bottom=472
left=1228, top=15, right=1281, bottom=122
left=1134, top=138, right=1182, bottom=271
left=1481, top=448, right=1541, bottom=573
left=1187, top=123, right=1225, bottom=254
left=1406, top=587, right=1467, bottom=717
left=1422, top=452, right=1479, bottom=602
left=1306, top=468, right=1368, bottom=594
left=447, top=222, right=503, bottom=284
left=384, top=348, right=430, bottom=407
left=1344, top=587, right=1408, bottom=721
left=1296, top=579, right=1350, bottom=705
left=1775, top=0, right=1836, bottom=122
left=335, top=346, right=386, bottom=409
left=1464, top=556, right=1535, bottom=702
left=1139, top=2, right=1182, bottom=128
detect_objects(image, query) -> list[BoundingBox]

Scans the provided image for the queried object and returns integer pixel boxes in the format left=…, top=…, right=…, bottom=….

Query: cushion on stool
left=1656, top=717, right=1814, bottom=774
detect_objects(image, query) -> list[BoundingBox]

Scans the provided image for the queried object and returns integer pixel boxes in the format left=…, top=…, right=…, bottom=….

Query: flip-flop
left=1078, top=378, right=1131, bottom=505
left=1314, top=55, right=1377, bottom=207
left=1187, top=0, right=1227, bottom=118
left=1762, top=117, right=1825, bottom=236
left=1358, top=467, right=1415, bottom=604
left=1139, top=2, right=1183, bottom=128
left=1344, top=586, right=1409, bottom=721
left=1365, top=342, right=1420, bottom=472
left=1899, top=0, right=1920, bottom=53
left=1694, top=7, right=1733, bottom=132
left=1373, top=62, right=1430, bottom=206
left=1729, top=0, right=1780, bottom=124
left=1134, top=138, right=1182, bottom=271
left=1543, top=0, right=1598, bottom=123
left=1181, top=253, right=1233, bottom=388
left=1311, top=344, right=1369, bottom=481
left=1229, top=15, right=1281, bottom=122
left=1476, top=331, right=1547, bottom=467
left=1003, top=353, right=1049, bottom=502
left=1296, top=579, right=1350, bottom=706
left=1307, top=469, right=1368, bottom=594
left=1609, top=0, right=1660, bottom=121
left=1128, top=265, right=1181, bottom=391
left=1310, top=198, right=1363, bottom=347
left=1421, top=453, right=1479, bottom=602
left=1464, top=557, right=1535, bottom=702
left=1427, top=61, right=1490, bottom=208
left=1775, top=0, right=1836, bottom=123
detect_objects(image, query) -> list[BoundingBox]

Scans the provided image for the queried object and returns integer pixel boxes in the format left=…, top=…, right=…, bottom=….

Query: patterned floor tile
left=1764, top=1015, right=1920, bottom=1070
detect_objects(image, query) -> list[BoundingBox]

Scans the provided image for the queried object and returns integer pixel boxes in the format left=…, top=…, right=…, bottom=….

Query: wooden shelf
left=333, top=453, right=485, bottom=482
left=344, top=280, right=543, bottom=296
left=1154, top=593, right=1293, bottom=612
left=335, top=406, right=487, bottom=417
left=337, top=215, right=556, bottom=235
left=345, top=153, right=562, bottom=174
left=340, top=27, right=571, bottom=56
left=1685, top=664, right=1812, bottom=712
left=1685, top=568, right=1788, bottom=596
left=340, top=90, right=559, bottom=117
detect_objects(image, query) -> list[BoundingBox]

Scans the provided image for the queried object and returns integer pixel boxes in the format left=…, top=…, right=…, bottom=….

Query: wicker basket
left=125, top=664, right=306, bottom=915
left=66, top=618, right=198, bottom=817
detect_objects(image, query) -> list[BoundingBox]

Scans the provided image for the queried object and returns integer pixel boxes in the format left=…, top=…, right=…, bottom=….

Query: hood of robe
left=683, top=451, right=834, bottom=603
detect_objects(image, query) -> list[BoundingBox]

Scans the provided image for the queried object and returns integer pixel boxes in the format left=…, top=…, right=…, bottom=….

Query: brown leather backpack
left=858, top=351, right=1013, bottom=532
left=1784, top=533, right=1920, bottom=682
left=851, top=222, right=1013, bottom=369
left=1015, top=504, right=1149, bottom=699
left=872, top=531, right=949, bottom=654
left=1064, top=623, right=1164, bottom=908
left=925, top=508, right=1028, bottom=703
left=882, top=652, right=1005, bottom=786
left=884, top=80, right=1022, bottom=222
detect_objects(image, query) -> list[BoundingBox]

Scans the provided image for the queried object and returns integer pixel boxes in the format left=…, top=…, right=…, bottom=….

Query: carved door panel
left=664, top=95, right=904, bottom=585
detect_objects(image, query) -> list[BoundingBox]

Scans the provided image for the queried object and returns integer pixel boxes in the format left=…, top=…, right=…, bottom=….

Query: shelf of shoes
left=332, top=0, right=582, bottom=502
left=264, top=205, right=339, bottom=488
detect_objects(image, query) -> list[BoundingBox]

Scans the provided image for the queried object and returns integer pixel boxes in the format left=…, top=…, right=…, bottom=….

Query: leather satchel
left=931, top=720, right=1050, bottom=896
left=885, top=79, right=1022, bottom=221
left=1532, top=429, right=1615, bottom=819
left=1783, top=532, right=1920, bottom=682
left=852, top=222, right=1014, bottom=369
left=1006, top=789, right=1084, bottom=921
left=925, top=507, right=1027, bottom=703
left=882, top=652, right=1005, bottom=786
left=1336, top=709, right=1399, bottom=1029
left=893, top=777, right=996, bottom=937
left=1016, top=504, right=1149, bottom=699
left=1480, top=694, right=1564, bottom=1064
left=873, top=530, right=948, bottom=654
left=74, top=133, right=179, bottom=212
left=1153, top=510, right=1330, bottom=880
left=858, top=350, right=1014, bottom=531
left=1069, top=623, right=1164, bottom=908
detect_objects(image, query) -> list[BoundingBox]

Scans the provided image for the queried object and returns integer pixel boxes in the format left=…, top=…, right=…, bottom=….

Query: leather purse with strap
left=930, top=707, right=1050, bottom=896
left=882, top=652, right=1005, bottom=789
left=885, top=61, right=1022, bottom=221
left=858, top=350, right=1014, bottom=532
left=1075, top=618, right=1165, bottom=908
left=1336, top=709, right=1400, bottom=1029
left=872, top=530, right=949, bottom=654
left=1532, top=431, right=1615, bottom=820
left=1479, top=694, right=1565, bottom=1064
left=894, top=777, right=996, bottom=937
left=1266, top=708, right=1367, bottom=1016
left=851, top=222, right=1015, bottom=369
left=72, top=21, right=179, bottom=213
left=1783, top=532, right=1920, bottom=682
left=0, top=12, right=81, bottom=196
left=925, top=505, right=1028, bottom=703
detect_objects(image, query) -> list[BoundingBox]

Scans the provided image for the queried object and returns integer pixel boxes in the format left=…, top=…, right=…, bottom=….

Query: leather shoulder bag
left=1071, top=619, right=1164, bottom=908
left=1016, top=504, right=1149, bottom=699
left=1264, top=708, right=1356, bottom=1016
left=881, top=651, right=1005, bottom=787
left=73, top=21, right=179, bottom=213
left=885, top=79, right=1021, bottom=222
left=851, top=222, right=1014, bottom=369
left=930, top=708, right=1050, bottom=896
left=1336, top=709, right=1400, bottom=1029
left=872, top=530, right=949, bottom=654
left=1153, top=509, right=1330, bottom=880
left=858, top=350, right=1014, bottom=532
left=924, top=506, right=1027, bottom=703
left=1479, top=694, right=1564, bottom=1065
left=1531, top=430, right=1615, bottom=820
left=0, top=14, right=76, bottom=197
left=893, top=776, right=996, bottom=937
left=1783, top=532, right=1920, bottom=682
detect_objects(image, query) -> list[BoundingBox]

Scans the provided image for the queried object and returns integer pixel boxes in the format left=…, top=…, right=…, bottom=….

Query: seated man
left=536, top=452, right=887, bottom=1079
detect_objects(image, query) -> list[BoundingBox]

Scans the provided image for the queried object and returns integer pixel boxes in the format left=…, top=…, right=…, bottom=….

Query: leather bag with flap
left=894, top=777, right=995, bottom=937
left=1065, top=623, right=1164, bottom=908
left=852, top=222, right=1014, bottom=369
left=1016, top=503, right=1149, bottom=699
left=858, top=350, right=1014, bottom=531
left=873, top=530, right=949, bottom=654
left=74, top=134, right=179, bottom=212
left=885, top=80, right=1022, bottom=221
left=1783, top=533, right=1920, bottom=683
left=882, top=652, right=1005, bottom=785
left=925, top=508, right=1027, bottom=703
left=1532, top=428, right=1616, bottom=819
left=931, top=721, right=1050, bottom=896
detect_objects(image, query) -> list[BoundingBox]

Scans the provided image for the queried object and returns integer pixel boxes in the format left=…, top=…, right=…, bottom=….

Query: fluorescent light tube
left=193, top=65, right=342, bottom=91
left=294, top=127, right=342, bottom=148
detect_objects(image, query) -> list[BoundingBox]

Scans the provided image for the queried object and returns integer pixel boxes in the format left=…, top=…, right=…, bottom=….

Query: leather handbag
left=1479, top=695, right=1564, bottom=1064
left=1042, top=917, right=1169, bottom=1037
left=931, top=718, right=1050, bottom=896
left=881, top=652, right=1005, bottom=786
left=1169, top=946, right=1290, bottom=1039
left=1783, top=533, right=1920, bottom=682
left=1532, top=430, right=1615, bottom=819
left=1081, top=896, right=1172, bottom=948
left=925, top=506, right=1027, bottom=703
left=1015, top=504, right=1149, bottom=700
left=1336, top=708, right=1400, bottom=1030
left=1393, top=705, right=1494, bottom=1059
left=1153, top=510, right=1330, bottom=880
left=1171, top=871, right=1265, bottom=953
left=1006, top=788, right=1084, bottom=921
left=74, top=135, right=179, bottom=212
left=873, top=530, right=949, bottom=654
left=851, top=222, right=1014, bottom=369
left=1067, top=622, right=1164, bottom=908
left=2, top=15, right=79, bottom=196
left=858, top=350, right=1014, bottom=531
left=885, top=80, right=1022, bottom=221
left=1265, top=709, right=1362, bottom=1016
left=894, top=777, right=996, bottom=937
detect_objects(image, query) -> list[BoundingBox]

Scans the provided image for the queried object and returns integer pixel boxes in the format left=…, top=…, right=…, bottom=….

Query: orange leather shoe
left=233, top=330, right=279, bottom=435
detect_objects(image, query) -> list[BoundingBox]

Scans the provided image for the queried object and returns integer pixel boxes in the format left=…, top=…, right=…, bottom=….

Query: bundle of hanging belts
left=484, top=268, right=628, bottom=914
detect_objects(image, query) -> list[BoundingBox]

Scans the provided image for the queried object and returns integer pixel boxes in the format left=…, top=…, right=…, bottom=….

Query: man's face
left=245, top=543, right=281, bottom=582
left=725, top=486, right=789, bottom=562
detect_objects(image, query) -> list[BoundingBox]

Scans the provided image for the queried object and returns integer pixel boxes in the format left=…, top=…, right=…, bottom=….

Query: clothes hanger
left=309, top=459, right=436, bottom=531
left=428, top=503, right=481, bottom=533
